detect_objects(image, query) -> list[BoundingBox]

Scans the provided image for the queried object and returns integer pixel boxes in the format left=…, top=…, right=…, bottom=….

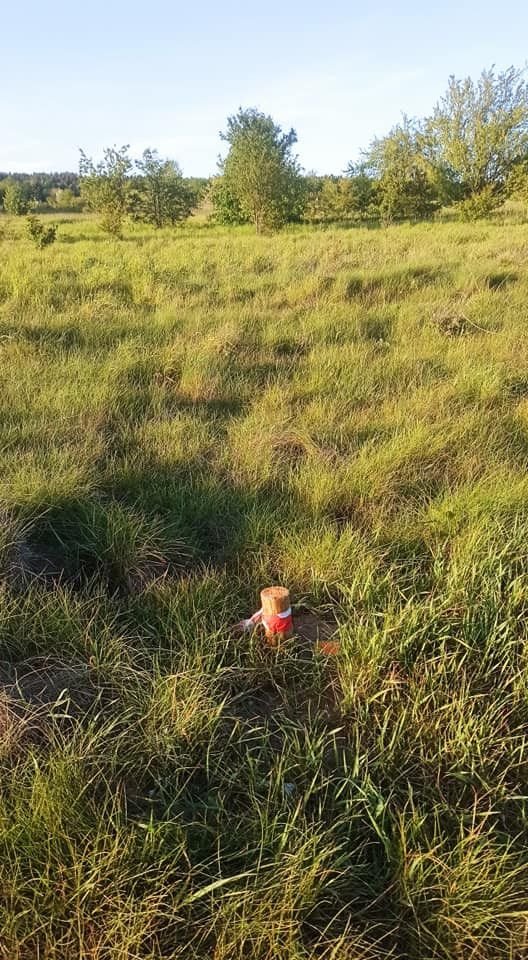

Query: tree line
left=0, top=165, right=207, bottom=221
left=2, top=64, right=528, bottom=234
left=0, top=172, right=82, bottom=215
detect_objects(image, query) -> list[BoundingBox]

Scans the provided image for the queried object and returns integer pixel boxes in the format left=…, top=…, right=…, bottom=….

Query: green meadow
left=1, top=212, right=528, bottom=958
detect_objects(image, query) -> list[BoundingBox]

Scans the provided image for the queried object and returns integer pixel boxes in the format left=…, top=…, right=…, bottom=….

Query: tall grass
left=1, top=213, right=528, bottom=957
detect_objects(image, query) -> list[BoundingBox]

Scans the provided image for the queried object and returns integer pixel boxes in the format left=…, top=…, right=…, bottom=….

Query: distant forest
left=0, top=171, right=80, bottom=198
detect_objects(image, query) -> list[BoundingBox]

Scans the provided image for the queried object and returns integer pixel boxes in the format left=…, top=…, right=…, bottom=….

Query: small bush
left=456, top=186, right=502, bottom=221
left=3, top=180, right=31, bottom=215
left=26, top=215, right=57, bottom=249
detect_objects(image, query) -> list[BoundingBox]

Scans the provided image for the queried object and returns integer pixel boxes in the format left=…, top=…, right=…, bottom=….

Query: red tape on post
left=241, top=607, right=293, bottom=634
left=263, top=610, right=293, bottom=633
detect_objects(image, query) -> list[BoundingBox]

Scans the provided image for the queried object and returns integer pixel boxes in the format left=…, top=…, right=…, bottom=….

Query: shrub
left=132, top=149, right=194, bottom=227
left=456, top=185, right=502, bottom=221
left=3, top=180, right=31, bottom=215
left=79, top=145, right=133, bottom=237
left=208, top=175, right=245, bottom=225
left=362, top=121, right=440, bottom=222
left=26, top=215, right=57, bottom=248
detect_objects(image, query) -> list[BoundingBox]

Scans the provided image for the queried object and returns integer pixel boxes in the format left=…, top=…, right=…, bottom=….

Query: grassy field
left=1, top=212, right=528, bottom=959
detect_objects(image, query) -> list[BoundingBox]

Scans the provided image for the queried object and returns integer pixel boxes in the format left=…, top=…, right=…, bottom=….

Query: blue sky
left=2, top=0, right=527, bottom=175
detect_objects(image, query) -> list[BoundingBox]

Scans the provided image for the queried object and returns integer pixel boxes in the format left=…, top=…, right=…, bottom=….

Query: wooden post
left=260, top=585, right=293, bottom=645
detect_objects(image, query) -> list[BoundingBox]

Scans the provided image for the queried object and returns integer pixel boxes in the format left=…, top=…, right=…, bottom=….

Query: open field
left=1, top=213, right=528, bottom=958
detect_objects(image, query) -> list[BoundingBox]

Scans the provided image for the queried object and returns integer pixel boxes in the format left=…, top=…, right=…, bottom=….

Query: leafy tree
left=183, top=177, right=209, bottom=206
left=345, top=165, right=381, bottom=219
left=208, top=175, right=245, bottom=224
left=3, top=180, right=31, bottom=215
left=302, top=176, right=325, bottom=223
left=217, top=107, right=303, bottom=232
left=304, top=176, right=354, bottom=223
left=428, top=66, right=528, bottom=199
left=47, top=187, right=83, bottom=211
left=507, top=159, right=528, bottom=208
left=363, top=121, right=439, bottom=222
left=79, top=145, right=133, bottom=237
left=299, top=169, right=380, bottom=224
left=133, top=149, right=194, bottom=227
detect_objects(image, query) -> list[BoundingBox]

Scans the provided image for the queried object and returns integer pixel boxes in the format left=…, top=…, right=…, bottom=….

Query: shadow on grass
left=344, top=264, right=450, bottom=304
left=0, top=322, right=86, bottom=351
left=485, top=270, right=518, bottom=289
left=20, top=456, right=293, bottom=595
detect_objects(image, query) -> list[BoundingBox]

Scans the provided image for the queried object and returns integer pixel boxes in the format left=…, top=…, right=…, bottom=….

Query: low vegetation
left=3, top=64, right=528, bottom=231
left=1, top=210, right=528, bottom=957
left=25, top=215, right=58, bottom=249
